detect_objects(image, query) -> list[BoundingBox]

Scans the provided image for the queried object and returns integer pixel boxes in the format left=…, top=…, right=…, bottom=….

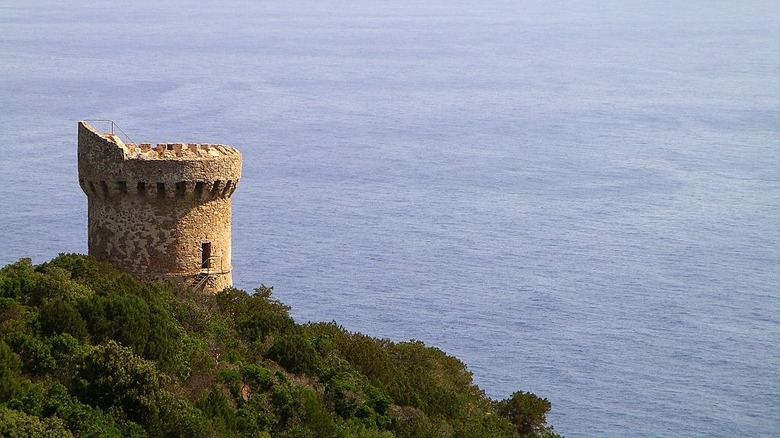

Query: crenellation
left=120, top=141, right=238, bottom=160
left=78, top=121, right=241, bottom=293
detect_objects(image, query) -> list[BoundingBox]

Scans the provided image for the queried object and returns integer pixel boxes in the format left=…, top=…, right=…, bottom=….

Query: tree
left=0, top=255, right=565, bottom=437
left=39, top=299, right=88, bottom=341
left=0, top=407, right=74, bottom=438
left=495, top=391, right=552, bottom=437
left=74, top=340, right=167, bottom=424
left=0, top=340, right=24, bottom=402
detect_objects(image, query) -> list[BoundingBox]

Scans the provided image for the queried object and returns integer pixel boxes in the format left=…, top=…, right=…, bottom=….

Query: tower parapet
left=77, top=121, right=241, bottom=293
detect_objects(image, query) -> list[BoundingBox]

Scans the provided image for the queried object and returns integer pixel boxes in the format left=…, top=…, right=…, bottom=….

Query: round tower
left=77, top=121, right=241, bottom=293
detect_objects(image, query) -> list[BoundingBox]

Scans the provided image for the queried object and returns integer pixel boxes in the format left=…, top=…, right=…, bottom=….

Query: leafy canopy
left=0, top=254, right=562, bottom=437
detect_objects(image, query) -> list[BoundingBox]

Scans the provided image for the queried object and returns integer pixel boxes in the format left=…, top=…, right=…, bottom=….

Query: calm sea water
left=1, top=1, right=778, bottom=436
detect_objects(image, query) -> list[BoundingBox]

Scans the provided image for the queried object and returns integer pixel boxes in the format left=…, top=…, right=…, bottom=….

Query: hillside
left=0, top=254, right=562, bottom=437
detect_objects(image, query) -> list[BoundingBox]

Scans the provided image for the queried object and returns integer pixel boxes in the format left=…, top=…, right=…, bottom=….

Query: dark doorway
left=201, top=242, right=212, bottom=269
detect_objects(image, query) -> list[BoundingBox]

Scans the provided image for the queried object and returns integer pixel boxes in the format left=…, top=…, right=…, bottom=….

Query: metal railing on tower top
left=83, top=119, right=137, bottom=146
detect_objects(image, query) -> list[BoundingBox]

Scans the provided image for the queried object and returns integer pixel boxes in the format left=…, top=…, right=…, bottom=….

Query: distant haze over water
left=1, top=1, right=778, bottom=436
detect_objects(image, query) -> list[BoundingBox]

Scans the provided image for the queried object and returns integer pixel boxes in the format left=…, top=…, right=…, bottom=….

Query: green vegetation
left=0, top=254, right=562, bottom=437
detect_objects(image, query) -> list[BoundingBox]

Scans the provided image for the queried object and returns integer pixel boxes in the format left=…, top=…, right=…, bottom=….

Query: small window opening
left=156, top=182, right=165, bottom=197
left=137, top=182, right=146, bottom=195
left=201, top=242, right=212, bottom=270
left=175, top=181, right=186, bottom=197
left=210, top=180, right=223, bottom=197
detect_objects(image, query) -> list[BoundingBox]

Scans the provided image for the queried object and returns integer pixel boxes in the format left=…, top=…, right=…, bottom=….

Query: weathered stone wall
left=77, top=121, right=241, bottom=293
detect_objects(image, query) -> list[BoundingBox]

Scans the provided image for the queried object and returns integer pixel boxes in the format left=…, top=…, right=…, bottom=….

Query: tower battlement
left=77, top=121, right=242, bottom=293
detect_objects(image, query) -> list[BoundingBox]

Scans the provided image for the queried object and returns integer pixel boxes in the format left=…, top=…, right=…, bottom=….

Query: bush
left=74, top=340, right=167, bottom=424
left=268, top=332, right=321, bottom=375
left=0, top=340, right=24, bottom=402
left=0, top=255, right=563, bottom=438
left=196, top=386, right=237, bottom=432
left=5, top=332, right=56, bottom=375
left=231, top=287, right=296, bottom=345
left=495, top=391, right=553, bottom=437
left=0, top=259, right=37, bottom=301
left=0, top=406, right=74, bottom=438
left=40, top=253, right=118, bottom=288
left=78, top=294, right=152, bottom=351
left=326, top=370, right=390, bottom=424
left=39, top=299, right=89, bottom=341
left=43, top=383, right=125, bottom=437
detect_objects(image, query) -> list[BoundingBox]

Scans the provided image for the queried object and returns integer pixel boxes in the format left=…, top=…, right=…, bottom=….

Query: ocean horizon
left=1, top=1, right=778, bottom=436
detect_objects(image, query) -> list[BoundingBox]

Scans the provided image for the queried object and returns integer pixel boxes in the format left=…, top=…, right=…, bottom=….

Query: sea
left=0, top=1, right=778, bottom=436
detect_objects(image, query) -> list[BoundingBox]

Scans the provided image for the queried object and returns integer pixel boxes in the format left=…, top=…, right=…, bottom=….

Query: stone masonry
left=77, top=121, right=241, bottom=293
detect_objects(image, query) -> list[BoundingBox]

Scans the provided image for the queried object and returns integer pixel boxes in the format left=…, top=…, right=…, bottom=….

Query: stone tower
left=77, top=121, right=241, bottom=293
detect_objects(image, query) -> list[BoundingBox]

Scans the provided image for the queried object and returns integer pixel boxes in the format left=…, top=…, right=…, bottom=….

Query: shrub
left=39, top=299, right=88, bottom=341
left=43, top=383, right=125, bottom=437
left=495, top=391, right=552, bottom=437
left=40, top=253, right=118, bottom=288
left=78, top=294, right=151, bottom=351
left=0, top=255, right=563, bottom=437
left=268, top=332, right=321, bottom=375
left=0, top=406, right=73, bottom=438
left=0, top=340, right=28, bottom=404
left=196, top=386, right=238, bottom=432
left=5, top=332, right=55, bottom=375
left=325, top=370, right=390, bottom=423
left=74, top=340, right=167, bottom=425
left=0, top=259, right=36, bottom=301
